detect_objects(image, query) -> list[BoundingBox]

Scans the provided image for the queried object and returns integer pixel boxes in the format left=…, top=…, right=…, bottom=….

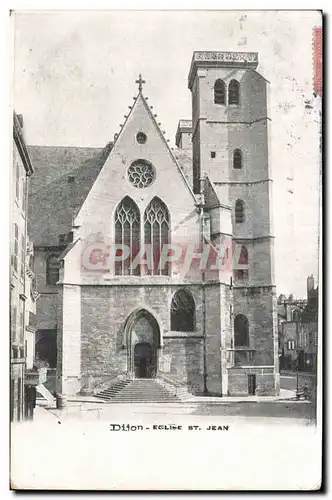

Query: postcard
left=10, top=9, right=322, bottom=491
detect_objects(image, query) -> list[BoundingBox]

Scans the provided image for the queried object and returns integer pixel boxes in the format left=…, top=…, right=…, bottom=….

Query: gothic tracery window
left=144, top=197, right=170, bottom=276
left=114, top=196, right=140, bottom=276
left=228, top=79, right=240, bottom=105
left=171, top=289, right=195, bottom=331
left=214, top=79, right=226, bottom=105
left=128, top=160, right=155, bottom=188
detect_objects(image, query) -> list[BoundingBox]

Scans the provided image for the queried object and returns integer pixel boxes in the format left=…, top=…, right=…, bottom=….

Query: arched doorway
left=123, top=309, right=161, bottom=379
left=134, top=342, right=153, bottom=378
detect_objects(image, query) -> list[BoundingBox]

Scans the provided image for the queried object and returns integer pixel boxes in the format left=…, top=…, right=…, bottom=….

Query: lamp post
left=296, top=318, right=300, bottom=397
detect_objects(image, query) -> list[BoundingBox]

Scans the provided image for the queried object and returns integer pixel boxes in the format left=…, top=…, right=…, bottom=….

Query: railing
left=88, top=371, right=128, bottom=395
left=156, top=372, right=193, bottom=399
left=227, top=349, right=256, bottom=367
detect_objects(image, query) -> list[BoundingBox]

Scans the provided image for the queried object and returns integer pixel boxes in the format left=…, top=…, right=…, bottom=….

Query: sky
left=12, top=10, right=322, bottom=298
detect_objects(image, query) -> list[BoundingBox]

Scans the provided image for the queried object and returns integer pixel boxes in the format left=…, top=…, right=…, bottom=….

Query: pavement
left=37, top=387, right=296, bottom=406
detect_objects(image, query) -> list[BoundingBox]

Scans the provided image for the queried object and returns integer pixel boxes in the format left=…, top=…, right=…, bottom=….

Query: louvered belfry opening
left=114, top=196, right=140, bottom=276
left=144, top=197, right=170, bottom=276
left=214, top=79, right=226, bottom=105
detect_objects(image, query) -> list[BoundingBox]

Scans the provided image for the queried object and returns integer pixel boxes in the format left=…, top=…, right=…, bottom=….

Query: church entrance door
left=134, top=342, right=153, bottom=378
left=124, top=309, right=160, bottom=379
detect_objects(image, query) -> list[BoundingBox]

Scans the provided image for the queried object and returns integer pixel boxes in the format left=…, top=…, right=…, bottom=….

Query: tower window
left=235, top=200, right=245, bottom=223
left=234, top=314, right=249, bottom=347
left=234, top=245, right=249, bottom=280
left=229, top=80, right=240, bottom=105
left=233, top=149, right=242, bottom=169
left=214, top=79, right=226, bottom=105
left=211, top=151, right=216, bottom=159
left=171, top=289, right=195, bottom=331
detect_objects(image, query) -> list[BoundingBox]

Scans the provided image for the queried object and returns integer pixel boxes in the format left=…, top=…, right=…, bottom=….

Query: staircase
left=36, top=384, right=55, bottom=406
left=95, top=378, right=180, bottom=402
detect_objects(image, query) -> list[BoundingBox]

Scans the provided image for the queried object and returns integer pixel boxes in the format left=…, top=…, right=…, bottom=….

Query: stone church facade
left=28, top=51, right=279, bottom=398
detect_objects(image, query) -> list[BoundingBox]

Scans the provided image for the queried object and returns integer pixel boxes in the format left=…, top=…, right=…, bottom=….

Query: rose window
left=127, top=160, right=155, bottom=188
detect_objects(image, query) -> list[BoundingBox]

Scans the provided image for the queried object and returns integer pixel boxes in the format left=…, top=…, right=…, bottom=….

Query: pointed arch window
left=234, top=314, right=249, bottom=347
left=235, top=200, right=245, bottom=223
left=233, top=149, right=242, bottom=169
left=114, top=196, right=140, bottom=276
left=144, top=197, right=170, bottom=276
left=171, top=289, right=195, bottom=331
left=229, top=79, right=240, bottom=105
left=214, top=79, right=226, bottom=105
left=239, top=245, right=248, bottom=265
left=46, top=255, right=60, bottom=285
left=235, top=245, right=249, bottom=280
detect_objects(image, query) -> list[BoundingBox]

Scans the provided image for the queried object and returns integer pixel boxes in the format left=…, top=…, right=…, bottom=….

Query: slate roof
left=173, top=147, right=192, bottom=185
left=27, top=144, right=112, bottom=246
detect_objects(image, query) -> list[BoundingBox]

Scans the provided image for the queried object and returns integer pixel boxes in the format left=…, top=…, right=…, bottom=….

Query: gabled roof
left=111, top=90, right=197, bottom=203
left=27, top=144, right=112, bottom=246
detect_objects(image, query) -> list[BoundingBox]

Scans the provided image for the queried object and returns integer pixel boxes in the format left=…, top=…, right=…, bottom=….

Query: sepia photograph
left=9, top=9, right=322, bottom=490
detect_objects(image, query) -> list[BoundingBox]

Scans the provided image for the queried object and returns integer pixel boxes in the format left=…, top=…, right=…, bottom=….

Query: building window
left=114, top=196, right=140, bottom=276
left=12, top=223, right=18, bottom=272
left=20, top=234, right=25, bottom=279
left=22, top=177, right=26, bottom=210
left=19, top=300, right=24, bottom=345
left=11, top=306, right=17, bottom=342
left=228, top=80, right=240, bottom=105
left=235, top=199, right=245, bottom=223
left=46, top=255, right=60, bottom=285
left=233, top=149, right=242, bottom=169
left=214, top=79, right=226, bottom=105
left=171, top=289, right=195, bottom=331
left=15, top=163, right=20, bottom=200
left=211, top=151, right=216, bottom=159
left=287, top=340, right=296, bottom=350
left=144, top=197, right=170, bottom=276
left=234, top=314, right=249, bottom=347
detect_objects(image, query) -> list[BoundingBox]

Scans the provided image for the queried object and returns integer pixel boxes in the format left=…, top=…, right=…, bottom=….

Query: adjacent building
left=278, top=275, right=318, bottom=372
left=10, top=113, right=39, bottom=421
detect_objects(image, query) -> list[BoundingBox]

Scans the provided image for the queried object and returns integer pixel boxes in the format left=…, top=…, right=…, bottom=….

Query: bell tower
left=188, top=51, right=279, bottom=396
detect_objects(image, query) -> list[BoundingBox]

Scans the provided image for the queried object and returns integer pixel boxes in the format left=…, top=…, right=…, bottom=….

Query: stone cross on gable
left=135, top=73, right=146, bottom=93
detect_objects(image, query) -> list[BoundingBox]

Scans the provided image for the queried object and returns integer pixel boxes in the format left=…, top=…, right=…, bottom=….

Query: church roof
left=27, top=144, right=112, bottom=246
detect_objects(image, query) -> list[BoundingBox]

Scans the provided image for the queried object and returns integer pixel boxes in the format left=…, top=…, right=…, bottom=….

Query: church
left=28, top=51, right=280, bottom=398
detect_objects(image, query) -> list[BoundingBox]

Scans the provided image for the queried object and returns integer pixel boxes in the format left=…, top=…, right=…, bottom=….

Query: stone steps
left=95, top=378, right=180, bottom=402
left=95, top=379, right=131, bottom=400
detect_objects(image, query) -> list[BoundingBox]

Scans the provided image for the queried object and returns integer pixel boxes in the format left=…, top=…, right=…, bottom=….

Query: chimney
left=307, top=274, right=315, bottom=294
left=175, top=120, right=192, bottom=149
